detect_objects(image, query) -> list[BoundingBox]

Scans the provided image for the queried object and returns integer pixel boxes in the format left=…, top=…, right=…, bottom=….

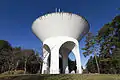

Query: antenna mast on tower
left=55, top=8, right=57, bottom=12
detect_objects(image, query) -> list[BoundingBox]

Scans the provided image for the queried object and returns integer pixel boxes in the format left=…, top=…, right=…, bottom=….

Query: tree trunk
left=15, top=60, right=19, bottom=71
left=24, top=59, right=27, bottom=74
left=94, top=52, right=100, bottom=74
left=8, top=63, right=11, bottom=74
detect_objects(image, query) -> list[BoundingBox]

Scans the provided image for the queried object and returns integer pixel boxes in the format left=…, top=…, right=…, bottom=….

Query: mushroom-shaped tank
left=32, top=12, right=89, bottom=42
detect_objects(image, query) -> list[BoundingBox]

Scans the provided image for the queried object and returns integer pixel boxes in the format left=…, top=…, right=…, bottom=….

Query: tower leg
left=42, top=61, right=48, bottom=74
left=50, top=46, right=59, bottom=74
left=42, top=49, right=49, bottom=74
left=72, top=44, right=82, bottom=74
left=62, top=53, right=69, bottom=73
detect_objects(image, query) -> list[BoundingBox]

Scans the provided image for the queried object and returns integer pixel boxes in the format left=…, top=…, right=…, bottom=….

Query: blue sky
left=0, top=0, right=120, bottom=67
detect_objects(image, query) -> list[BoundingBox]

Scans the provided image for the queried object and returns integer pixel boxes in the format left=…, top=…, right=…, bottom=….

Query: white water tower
left=32, top=12, right=89, bottom=74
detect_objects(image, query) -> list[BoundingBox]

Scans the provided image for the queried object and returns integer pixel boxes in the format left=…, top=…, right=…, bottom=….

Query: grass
left=0, top=74, right=120, bottom=80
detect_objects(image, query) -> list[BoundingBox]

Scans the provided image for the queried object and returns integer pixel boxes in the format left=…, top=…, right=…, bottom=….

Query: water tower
left=32, top=12, right=89, bottom=74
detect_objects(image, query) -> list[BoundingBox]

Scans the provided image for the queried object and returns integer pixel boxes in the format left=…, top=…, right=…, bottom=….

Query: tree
left=21, top=49, right=34, bottom=74
left=13, top=47, right=23, bottom=71
left=97, top=15, right=120, bottom=74
left=0, top=40, right=44, bottom=74
left=86, top=14, right=120, bottom=74
left=0, top=40, right=12, bottom=51
left=0, top=40, right=13, bottom=73
left=86, top=56, right=99, bottom=73
left=82, top=32, right=100, bottom=73
left=35, top=51, right=43, bottom=74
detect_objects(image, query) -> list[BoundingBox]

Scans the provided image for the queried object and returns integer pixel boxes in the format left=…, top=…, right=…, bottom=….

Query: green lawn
left=0, top=74, right=120, bottom=80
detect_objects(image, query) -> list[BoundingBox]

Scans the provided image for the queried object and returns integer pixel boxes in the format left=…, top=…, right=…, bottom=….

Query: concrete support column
left=72, top=43, right=82, bottom=74
left=42, top=49, right=49, bottom=74
left=50, top=46, right=59, bottom=74
left=62, top=53, right=69, bottom=73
